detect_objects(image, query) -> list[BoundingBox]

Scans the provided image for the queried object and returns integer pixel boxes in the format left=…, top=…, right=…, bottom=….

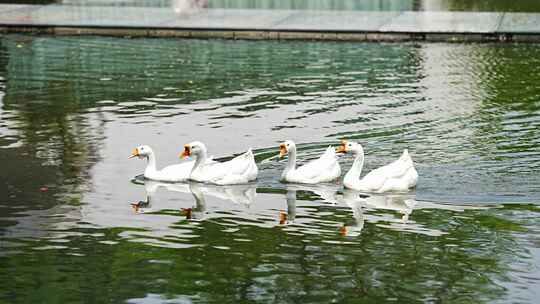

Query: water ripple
left=1, top=35, right=540, bottom=303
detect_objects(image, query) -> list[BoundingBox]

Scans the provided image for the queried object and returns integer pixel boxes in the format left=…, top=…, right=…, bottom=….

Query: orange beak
left=180, top=145, right=191, bottom=159
left=130, top=202, right=141, bottom=212
left=336, top=140, right=348, bottom=154
left=128, top=148, right=139, bottom=159
left=279, top=212, right=287, bottom=225
left=279, top=144, right=287, bottom=158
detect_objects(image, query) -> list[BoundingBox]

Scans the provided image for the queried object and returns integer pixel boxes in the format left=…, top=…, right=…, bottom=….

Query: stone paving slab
left=160, top=9, right=295, bottom=30
left=0, top=5, right=177, bottom=27
left=380, top=11, right=502, bottom=33
left=1, top=4, right=540, bottom=41
left=498, top=13, right=540, bottom=33
left=273, top=11, right=399, bottom=32
left=0, top=4, right=34, bottom=13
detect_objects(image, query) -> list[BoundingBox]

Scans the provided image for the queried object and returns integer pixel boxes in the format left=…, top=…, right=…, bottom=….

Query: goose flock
left=129, top=139, right=418, bottom=193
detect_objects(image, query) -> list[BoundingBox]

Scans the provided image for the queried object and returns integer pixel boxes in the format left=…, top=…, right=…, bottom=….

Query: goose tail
left=244, top=148, right=254, bottom=159
left=323, top=145, right=336, bottom=158
left=400, top=149, right=411, bottom=162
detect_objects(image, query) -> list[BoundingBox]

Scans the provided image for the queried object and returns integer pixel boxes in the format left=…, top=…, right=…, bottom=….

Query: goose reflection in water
left=131, top=180, right=191, bottom=213
left=185, top=183, right=256, bottom=220
left=338, top=190, right=489, bottom=237
left=361, top=192, right=417, bottom=222
left=130, top=178, right=487, bottom=237
left=131, top=179, right=257, bottom=219
left=182, top=183, right=206, bottom=220
left=195, top=182, right=257, bottom=206
left=279, top=183, right=341, bottom=225
left=279, top=189, right=297, bottom=225
left=337, top=191, right=428, bottom=236
left=339, top=190, right=367, bottom=237
left=338, top=191, right=422, bottom=237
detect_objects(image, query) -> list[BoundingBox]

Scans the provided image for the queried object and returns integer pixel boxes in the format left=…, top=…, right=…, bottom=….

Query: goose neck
left=284, top=147, right=297, bottom=174
left=344, top=150, right=364, bottom=184
left=144, top=152, right=157, bottom=176
left=191, top=148, right=208, bottom=174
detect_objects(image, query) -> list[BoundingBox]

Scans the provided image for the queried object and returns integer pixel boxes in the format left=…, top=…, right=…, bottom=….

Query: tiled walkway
left=1, top=4, right=540, bottom=41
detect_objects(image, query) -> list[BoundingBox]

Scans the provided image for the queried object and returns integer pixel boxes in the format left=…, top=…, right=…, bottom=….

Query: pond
left=0, top=35, right=539, bottom=303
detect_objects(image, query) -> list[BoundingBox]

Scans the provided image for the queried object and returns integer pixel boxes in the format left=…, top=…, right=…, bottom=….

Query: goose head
left=180, top=141, right=207, bottom=159
left=279, top=140, right=296, bottom=158
left=129, top=145, right=153, bottom=159
left=336, top=140, right=363, bottom=155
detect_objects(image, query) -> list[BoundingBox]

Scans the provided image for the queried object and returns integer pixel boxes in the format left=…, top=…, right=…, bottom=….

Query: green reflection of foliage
left=502, top=204, right=540, bottom=212
left=0, top=204, right=533, bottom=303
left=463, top=44, right=540, bottom=180
left=0, top=36, right=106, bottom=219
left=474, top=215, right=527, bottom=232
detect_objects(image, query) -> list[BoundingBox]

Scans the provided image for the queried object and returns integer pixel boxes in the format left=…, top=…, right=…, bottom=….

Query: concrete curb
left=2, top=26, right=539, bottom=42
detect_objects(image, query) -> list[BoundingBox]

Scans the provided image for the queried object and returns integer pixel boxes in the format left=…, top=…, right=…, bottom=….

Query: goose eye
left=286, top=144, right=289, bottom=147
left=191, top=146, right=195, bottom=149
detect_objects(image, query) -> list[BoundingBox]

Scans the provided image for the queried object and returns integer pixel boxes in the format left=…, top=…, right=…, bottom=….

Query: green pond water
left=0, top=35, right=539, bottom=303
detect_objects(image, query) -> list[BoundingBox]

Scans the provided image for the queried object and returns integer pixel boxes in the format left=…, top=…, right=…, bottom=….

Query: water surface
left=0, top=35, right=539, bottom=303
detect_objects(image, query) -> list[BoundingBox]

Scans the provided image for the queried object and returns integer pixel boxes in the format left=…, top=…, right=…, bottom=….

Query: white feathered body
left=190, top=149, right=258, bottom=185
left=144, top=160, right=198, bottom=182
left=282, top=146, right=341, bottom=184
left=344, top=149, right=418, bottom=193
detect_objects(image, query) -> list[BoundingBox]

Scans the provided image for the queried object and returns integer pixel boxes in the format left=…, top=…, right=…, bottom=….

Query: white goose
left=129, top=145, right=211, bottom=182
left=180, top=141, right=258, bottom=185
left=279, top=140, right=341, bottom=184
left=337, top=140, right=418, bottom=193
